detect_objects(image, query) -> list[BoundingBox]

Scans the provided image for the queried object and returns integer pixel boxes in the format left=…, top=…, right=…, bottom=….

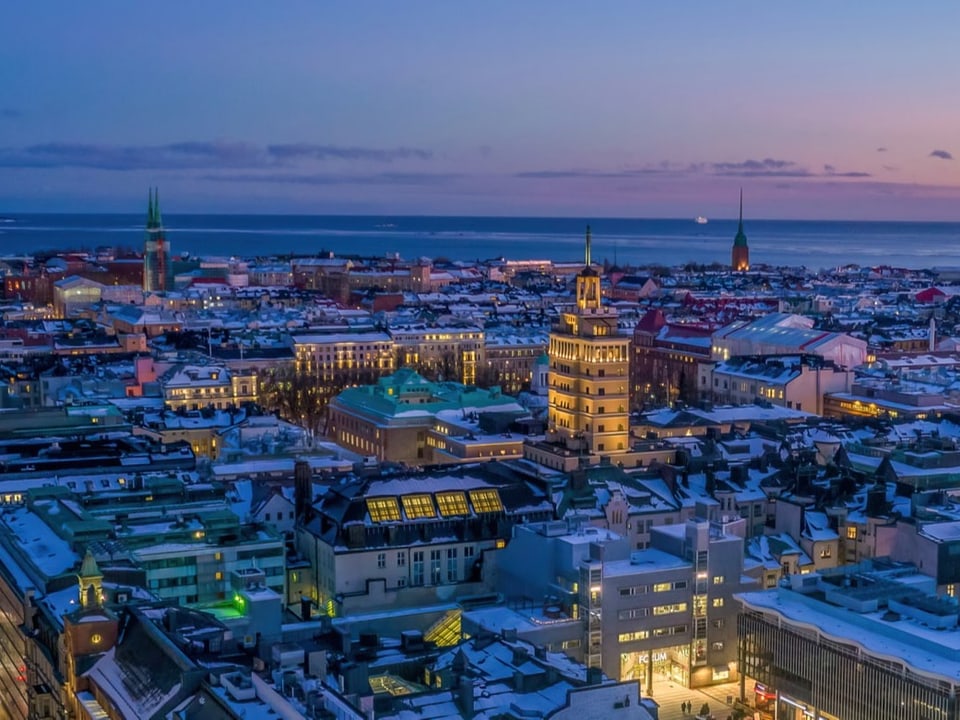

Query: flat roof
left=739, top=588, right=960, bottom=686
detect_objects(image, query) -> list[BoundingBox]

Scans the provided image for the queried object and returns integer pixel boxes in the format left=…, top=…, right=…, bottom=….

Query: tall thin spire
left=585, top=225, right=592, bottom=267
left=147, top=188, right=155, bottom=227
left=154, top=188, right=162, bottom=227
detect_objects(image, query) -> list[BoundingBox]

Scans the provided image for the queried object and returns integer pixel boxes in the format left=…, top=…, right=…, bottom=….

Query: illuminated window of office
left=469, top=489, right=503, bottom=514
left=846, top=526, right=857, bottom=540
left=401, top=494, right=437, bottom=520
left=436, top=491, right=469, bottom=517
left=652, top=602, right=688, bottom=616
left=367, top=497, right=401, bottom=523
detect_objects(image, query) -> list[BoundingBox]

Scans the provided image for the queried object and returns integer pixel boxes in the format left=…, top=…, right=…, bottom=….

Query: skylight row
left=365, top=489, right=503, bottom=523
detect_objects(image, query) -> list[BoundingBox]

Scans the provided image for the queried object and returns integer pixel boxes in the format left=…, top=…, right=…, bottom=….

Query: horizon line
left=4, top=210, right=960, bottom=225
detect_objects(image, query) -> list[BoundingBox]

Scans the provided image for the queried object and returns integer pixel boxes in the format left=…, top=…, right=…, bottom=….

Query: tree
left=259, top=364, right=334, bottom=436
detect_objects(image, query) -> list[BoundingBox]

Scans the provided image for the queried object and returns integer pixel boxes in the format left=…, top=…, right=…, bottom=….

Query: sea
left=0, top=214, right=958, bottom=271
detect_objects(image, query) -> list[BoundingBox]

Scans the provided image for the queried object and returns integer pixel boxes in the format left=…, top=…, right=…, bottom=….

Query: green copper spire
left=154, top=188, right=162, bottom=227
left=147, top=188, right=154, bottom=228
left=585, top=225, right=592, bottom=267
left=733, top=188, right=748, bottom=247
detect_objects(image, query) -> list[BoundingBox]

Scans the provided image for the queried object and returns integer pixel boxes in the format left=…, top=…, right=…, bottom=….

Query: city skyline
left=3, top=2, right=960, bottom=220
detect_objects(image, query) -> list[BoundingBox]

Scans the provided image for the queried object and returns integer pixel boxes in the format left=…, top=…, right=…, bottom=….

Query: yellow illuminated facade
left=547, top=227, right=630, bottom=456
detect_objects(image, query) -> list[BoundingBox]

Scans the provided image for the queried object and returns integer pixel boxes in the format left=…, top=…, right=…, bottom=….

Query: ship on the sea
left=695, top=216, right=708, bottom=225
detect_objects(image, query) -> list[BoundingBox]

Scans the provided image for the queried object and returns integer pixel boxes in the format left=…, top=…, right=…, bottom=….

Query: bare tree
left=259, top=364, right=334, bottom=436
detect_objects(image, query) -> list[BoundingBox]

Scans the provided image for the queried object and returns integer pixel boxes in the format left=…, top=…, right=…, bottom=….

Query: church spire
left=153, top=188, right=162, bottom=228
left=147, top=189, right=155, bottom=228
left=584, top=225, right=592, bottom=267
left=732, top=187, right=750, bottom=271
left=78, top=548, right=103, bottom=609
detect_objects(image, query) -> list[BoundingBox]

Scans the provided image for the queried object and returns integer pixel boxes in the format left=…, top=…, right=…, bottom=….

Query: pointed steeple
left=732, top=188, right=750, bottom=271
left=78, top=548, right=103, bottom=609
left=147, top=188, right=155, bottom=228
left=153, top=188, right=162, bottom=228
left=733, top=188, right=748, bottom=248
left=80, top=548, right=101, bottom=579
left=584, top=225, right=592, bottom=267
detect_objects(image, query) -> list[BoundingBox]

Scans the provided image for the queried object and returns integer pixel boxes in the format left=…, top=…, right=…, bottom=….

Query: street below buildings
left=647, top=680, right=745, bottom=720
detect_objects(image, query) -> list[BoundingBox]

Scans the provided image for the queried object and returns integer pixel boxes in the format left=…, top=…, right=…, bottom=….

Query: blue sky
left=2, top=2, right=959, bottom=218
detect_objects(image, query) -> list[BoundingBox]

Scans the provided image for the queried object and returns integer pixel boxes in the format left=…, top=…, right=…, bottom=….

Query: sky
left=2, top=2, right=959, bottom=219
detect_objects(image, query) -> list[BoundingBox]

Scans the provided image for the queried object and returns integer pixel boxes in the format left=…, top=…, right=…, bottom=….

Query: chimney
left=458, top=675, right=475, bottom=718
left=294, top=459, right=312, bottom=524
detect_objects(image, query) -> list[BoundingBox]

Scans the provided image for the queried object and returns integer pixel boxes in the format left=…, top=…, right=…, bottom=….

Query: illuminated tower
left=78, top=549, right=103, bottom=609
left=546, top=226, right=630, bottom=456
left=731, top=188, right=750, bottom=271
left=143, top=188, right=172, bottom=292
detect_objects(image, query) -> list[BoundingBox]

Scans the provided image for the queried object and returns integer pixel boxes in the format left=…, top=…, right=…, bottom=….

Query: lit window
left=469, top=489, right=503, bottom=514
left=713, top=576, right=725, bottom=585
left=653, top=582, right=673, bottom=592
left=215, top=571, right=223, bottom=581
left=712, top=597, right=724, bottom=608
left=846, top=526, right=857, bottom=540
left=367, top=497, right=401, bottom=523
left=652, top=602, right=688, bottom=616
left=401, top=494, right=436, bottom=520
left=91, top=633, right=102, bottom=645
left=436, top=491, right=469, bottom=517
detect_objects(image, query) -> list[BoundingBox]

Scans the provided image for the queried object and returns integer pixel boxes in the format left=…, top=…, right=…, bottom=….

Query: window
left=397, top=552, right=406, bottom=567
left=712, top=597, right=724, bottom=608
left=713, top=576, right=724, bottom=585
left=469, top=489, right=503, bottom=513
left=652, top=582, right=673, bottom=592
left=377, top=552, right=386, bottom=569
left=446, top=548, right=458, bottom=582
left=712, top=618, right=725, bottom=629
left=436, top=491, right=469, bottom=517
left=819, top=546, right=832, bottom=559
left=412, top=551, right=424, bottom=586
left=652, top=624, right=687, bottom=637
left=367, top=497, right=401, bottom=523
left=711, top=641, right=724, bottom=651
left=430, top=550, right=442, bottom=584
left=91, top=633, right=103, bottom=645
left=847, top=526, right=857, bottom=540
left=653, top=602, right=688, bottom=616
left=401, top=494, right=436, bottom=519
left=618, top=631, right=649, bottom=643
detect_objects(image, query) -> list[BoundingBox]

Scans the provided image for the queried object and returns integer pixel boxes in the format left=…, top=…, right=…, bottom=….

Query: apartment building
left=296, top=464, right=553, bottom=616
